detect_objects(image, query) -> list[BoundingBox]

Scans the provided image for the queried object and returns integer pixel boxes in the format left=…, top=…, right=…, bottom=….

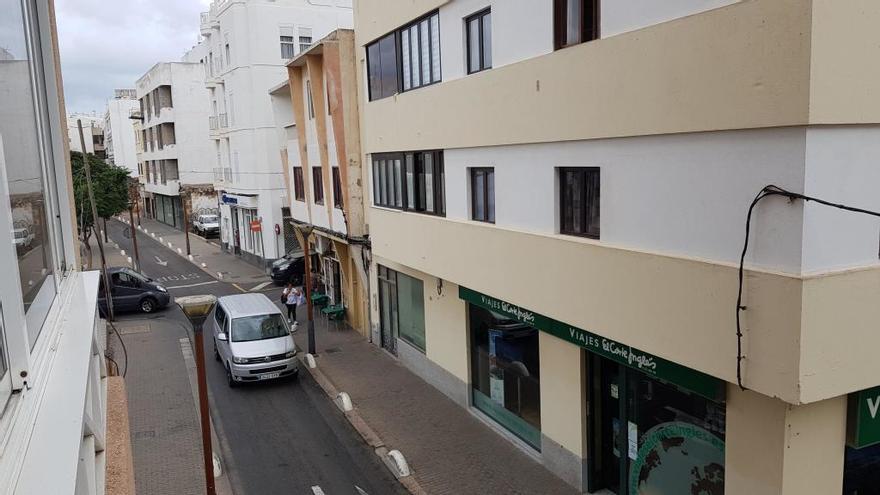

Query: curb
left=297, top=355, right=428, bottom=495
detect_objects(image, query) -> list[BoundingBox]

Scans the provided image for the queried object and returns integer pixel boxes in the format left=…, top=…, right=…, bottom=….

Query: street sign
left=848, top=386, right=880, bottom=448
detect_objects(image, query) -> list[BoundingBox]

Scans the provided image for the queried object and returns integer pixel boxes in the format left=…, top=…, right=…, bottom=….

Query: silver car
left=210, top=293, right=298, bottom=387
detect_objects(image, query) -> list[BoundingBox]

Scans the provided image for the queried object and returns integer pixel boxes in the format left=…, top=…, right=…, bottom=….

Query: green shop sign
left=848, top=386, right=880, bottom=449
left=459, top=286, right=725, bottom=402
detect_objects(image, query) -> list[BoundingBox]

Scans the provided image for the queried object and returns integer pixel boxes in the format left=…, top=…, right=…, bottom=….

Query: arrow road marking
left=154, top=255, right=168, bottom=267
left=355, top=486, right=370, bottom=495
left=311, top=487, right=325, bottom=495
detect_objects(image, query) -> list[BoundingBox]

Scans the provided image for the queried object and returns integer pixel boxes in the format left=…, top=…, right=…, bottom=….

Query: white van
left=210, top=293, right=298, bottom=387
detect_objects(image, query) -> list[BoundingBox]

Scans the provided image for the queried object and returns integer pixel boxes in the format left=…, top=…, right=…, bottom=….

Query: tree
left=70, top=151, right=130, bottom=264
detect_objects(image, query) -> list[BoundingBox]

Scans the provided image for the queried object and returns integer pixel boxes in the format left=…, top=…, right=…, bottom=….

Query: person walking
left=283, top=284, right=296, bottom=323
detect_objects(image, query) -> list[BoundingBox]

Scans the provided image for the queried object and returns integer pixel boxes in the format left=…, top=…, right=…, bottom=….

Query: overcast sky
left=56, top=0, right=211, bottom=114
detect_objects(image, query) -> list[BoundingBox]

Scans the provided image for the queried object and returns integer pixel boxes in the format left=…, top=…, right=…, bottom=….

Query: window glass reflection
left=0, top=0, right=57, bottom=346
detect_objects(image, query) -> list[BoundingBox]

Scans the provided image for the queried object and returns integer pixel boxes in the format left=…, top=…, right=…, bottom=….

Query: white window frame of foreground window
left=0, top=0, right=79, bottom=401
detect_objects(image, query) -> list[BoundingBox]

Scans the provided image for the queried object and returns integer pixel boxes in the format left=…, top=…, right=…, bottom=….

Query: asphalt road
left=105, top=219, right=404, bottom=495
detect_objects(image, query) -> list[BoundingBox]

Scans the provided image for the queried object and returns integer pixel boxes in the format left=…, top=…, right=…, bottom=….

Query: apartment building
left=356, top=1, right=880, bottom=493
left=136, top=62, right=215, bottom=231
left=197, top=0, right=353, bottom=266
left=270, top=29, right=369, bottom=335
left=0, top=0, right=122, bottom=492
left=67, top=112, right=105, bottom=158
left=104, top=88, right=139, bottom=175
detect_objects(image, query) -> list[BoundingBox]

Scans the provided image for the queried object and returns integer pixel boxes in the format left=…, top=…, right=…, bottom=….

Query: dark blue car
left=97, top=267, right=171, bottom=314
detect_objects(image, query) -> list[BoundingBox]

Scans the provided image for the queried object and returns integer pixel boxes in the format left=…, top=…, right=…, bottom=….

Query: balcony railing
left=212, top=167, right=233, bottom=182
left=209, top=115, right=218, bottom=130
left=200, top=11, right=209, bottom=25
left=219, top=113, right=228, bottom=128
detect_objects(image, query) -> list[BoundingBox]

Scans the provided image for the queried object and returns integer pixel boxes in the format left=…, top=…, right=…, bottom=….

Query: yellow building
left=354, top=0, right=880, bottom=493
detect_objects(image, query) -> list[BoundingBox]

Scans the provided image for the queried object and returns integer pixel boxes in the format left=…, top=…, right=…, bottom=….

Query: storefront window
left=377, top=265, right=425, bottom=353
left=1, top=0, right=62, bottom=347
left=589, top=354, right=726, bottom=495
left=469, top=304, right=541, bottom=449
left=843, top=443, right=880, bottom=494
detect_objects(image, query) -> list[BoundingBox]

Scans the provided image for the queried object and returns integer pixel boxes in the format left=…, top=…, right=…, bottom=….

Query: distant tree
left=70, top=151, right=130, bottom=263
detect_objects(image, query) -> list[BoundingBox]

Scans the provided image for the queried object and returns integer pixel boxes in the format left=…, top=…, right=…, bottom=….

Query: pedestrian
left=285, top=285, right=298, bottom=323
left=281, top=283, right=292, bottom=305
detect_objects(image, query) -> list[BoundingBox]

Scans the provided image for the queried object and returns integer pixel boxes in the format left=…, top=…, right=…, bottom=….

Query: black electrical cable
left=736, top=185, right=880, bottom=390
left=100, top=307, right=129, bottom=378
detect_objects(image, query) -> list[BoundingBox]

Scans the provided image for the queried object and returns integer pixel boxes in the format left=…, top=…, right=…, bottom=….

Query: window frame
left=332, top=167, right=343, bottom=209
left=293, top=167, right=305, bottom=202
left=372, top=151, right=445, bottom=217
left=554, top=0, right=600, bottom=50
left=558, top=167, right=600, bottom=239
left=280, top=35, right=296, bottom=59
left=470, top=167, right=495, bottom=223
left=465, top=8, right=492, bottom=74
left=366, top=11, right=441, bottom=101
left=312, top=166, right=324, bottom=205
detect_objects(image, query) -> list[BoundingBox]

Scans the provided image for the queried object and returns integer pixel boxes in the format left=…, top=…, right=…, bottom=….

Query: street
left=105, top=219, right=404, bottom=495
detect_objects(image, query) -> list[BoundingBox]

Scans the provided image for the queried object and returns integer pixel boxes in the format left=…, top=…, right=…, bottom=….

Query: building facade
left=355, top=0, right=880, bottom=493
left=273, top=29, right=369, bottom=335
left=103, top=88, right=139, bottom=176
left=67, top=112, right=105, bottom=158
left=197, top=0, right=353, bottom=266
left=136, top=62, right=215, bottom=231
left=0, top=0, right=116, bottom=492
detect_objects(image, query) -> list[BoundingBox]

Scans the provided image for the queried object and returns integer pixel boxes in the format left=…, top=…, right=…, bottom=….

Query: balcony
left=213, top=167, right=232, bottom=183
left=209, top=115, right=218, bottom=130
left=218, top=113, right=228, bottom=129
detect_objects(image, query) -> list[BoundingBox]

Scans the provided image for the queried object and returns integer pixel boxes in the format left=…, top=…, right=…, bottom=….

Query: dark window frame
left=465, top=8, right=491, bottom=74
left=366, top=32, right=399, bottom=101
left=332, top=167, right=343, bottom=209
left=470, top=167, right=495, bottom=223
left=372, top=150, right=445, bottom=217
left=293, top=167, right=305, bottom=202
left=366, top=11, right=441, bottom=101
left=312, top=166, right=324, bottom=205
left=558, top=167, right=600, bottom=239
left=554, top=0, right=600, bottom=50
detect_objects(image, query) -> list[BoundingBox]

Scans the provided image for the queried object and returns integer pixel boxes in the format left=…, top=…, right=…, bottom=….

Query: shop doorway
left=323, top=257, right=342, bottom=305
left=588, top=354, right=726, bottom=495
left=377, top=265, right=398, bottom=355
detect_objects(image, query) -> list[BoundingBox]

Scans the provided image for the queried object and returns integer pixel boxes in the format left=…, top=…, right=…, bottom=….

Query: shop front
left=460, top=287, right=726, bottom=495
left=844, top=386, right=880, bottom=493
left=153, top=193, right=183, bottom=229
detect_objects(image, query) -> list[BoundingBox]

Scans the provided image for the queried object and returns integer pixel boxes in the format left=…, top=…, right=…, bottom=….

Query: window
left=399, top=12, right=441, bottom=92
left=225, top=42, right=231, bottom=66
left=372, top=151, right=444, bottom=216
left=293, top=167, right=305, bottom=201
left=306, top=80, right=315, bottom=119
left=470, top=168, right=495, bottom=223
left=466, top=9, right=492, bottom=74
left=554, top=0, right=599, bottom=49
left=366, top=32, right=398, bottom=101
left=559, top=167, right=600, bottom=238
left=332, top=167, right=343, bottom=209
left=312, top=167, right=324, bottom=204
left=378, top=266, right=425, bottom=353
left=299, top=35, right=312, bottom=53
left=164, top=159, right=179, bottom=181
left=280, top=26, right=296, bottom=58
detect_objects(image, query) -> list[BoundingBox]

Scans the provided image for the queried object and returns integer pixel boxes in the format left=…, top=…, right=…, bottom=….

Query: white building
left=196, top=0, right=352, bottom=266
left=103, top=88, right=139, bottom=175
left=136, top=62, right=215, bottom=230
left=67, top=112, right=105, bottom=158
left=0, top=0, right=120, bottom=492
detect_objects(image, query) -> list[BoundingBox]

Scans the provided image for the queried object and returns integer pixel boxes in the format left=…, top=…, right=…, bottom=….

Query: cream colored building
left=354, top=0, right=880, bottom=493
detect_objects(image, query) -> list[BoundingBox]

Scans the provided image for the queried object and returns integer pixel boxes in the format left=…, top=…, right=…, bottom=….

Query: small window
left=306, top=80, right=315, bottom=120
left=281, top=35, right=296, bottom=59
left=332, top=167, right=343, bottom=209
left=293, top=167, right=305, bottom=201
left=299, top=35, right=312, bottom=53
left=366, top=32, right=399, bottom=101
left=466, top=9, right=491, bottom=74
left=554, top=0, right=599, bottom=50
left=559, top=167, right=600, bottom=238
left=470, top=168, right=495, bottom=223
left=312, top=167, right=324, bottom=204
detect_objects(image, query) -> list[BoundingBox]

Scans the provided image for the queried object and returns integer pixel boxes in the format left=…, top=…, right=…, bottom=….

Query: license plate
left=260, top=372, right=280, bottom=380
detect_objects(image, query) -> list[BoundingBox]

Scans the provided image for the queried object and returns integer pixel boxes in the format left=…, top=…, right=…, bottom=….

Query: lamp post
left=176, top=295, right=218, bottom=495
left=294, top=223, right=316, bottom=355
left=128, top=202, right=140, bottom=271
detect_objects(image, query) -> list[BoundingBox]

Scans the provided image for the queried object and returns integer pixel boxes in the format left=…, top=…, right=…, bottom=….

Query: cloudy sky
left=56, top=0, right=210, bottom=114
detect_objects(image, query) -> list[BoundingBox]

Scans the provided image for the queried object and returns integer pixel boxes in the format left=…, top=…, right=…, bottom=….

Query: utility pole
left=180, top=186, right=192, bottom=255
left=128, top=203, right=140, bottom=271
left=298, top=223, right=316, bottom=355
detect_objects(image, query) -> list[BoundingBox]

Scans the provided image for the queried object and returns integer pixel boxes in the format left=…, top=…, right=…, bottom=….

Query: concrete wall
left=104, top=98, right=139, bottom=175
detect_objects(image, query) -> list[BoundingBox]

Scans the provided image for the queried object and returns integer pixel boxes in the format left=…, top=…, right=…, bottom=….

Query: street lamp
left=293, top=223, right=316, bottom=355
left=176, top=295, right=218, bottom=495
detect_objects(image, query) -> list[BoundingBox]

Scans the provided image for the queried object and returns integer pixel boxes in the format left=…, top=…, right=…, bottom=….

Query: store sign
left=459, top=286, right=725, bottom=401
left=249, top=219, right=262, bottom=232
left=848, top=386, right=880, bottom=449
left=221, top=194, right=238, bottom=205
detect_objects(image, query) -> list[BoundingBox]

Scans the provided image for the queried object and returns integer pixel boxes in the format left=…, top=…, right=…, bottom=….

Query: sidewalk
left=115, top=215, right=268, bottom=288
left=294, top=313, right=580, bottom=495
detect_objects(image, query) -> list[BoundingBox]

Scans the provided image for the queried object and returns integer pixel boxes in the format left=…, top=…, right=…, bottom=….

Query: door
left=231, top=208, right=240, bottom=254
left=377, top=266, right=398, bottom=355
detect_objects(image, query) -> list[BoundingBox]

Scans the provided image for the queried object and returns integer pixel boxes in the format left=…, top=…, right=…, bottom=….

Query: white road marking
left=165, top=280, right=220, bottom=290
left=154, top=255, right=168, bottom=266
left=311, top=487, right=325, bottom=495
left=249, top=281, right=272, bottom=292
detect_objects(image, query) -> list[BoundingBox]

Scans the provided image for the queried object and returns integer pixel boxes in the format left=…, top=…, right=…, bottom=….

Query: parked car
left=269, top=250, right=305, bottom=285
left=210, top=293, right=298, bottom=387
left=13, top=227, right=33, bottom=251
left=97, top=267, right=171, bottom=315
left=193, top=214, right=220, bottom=237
